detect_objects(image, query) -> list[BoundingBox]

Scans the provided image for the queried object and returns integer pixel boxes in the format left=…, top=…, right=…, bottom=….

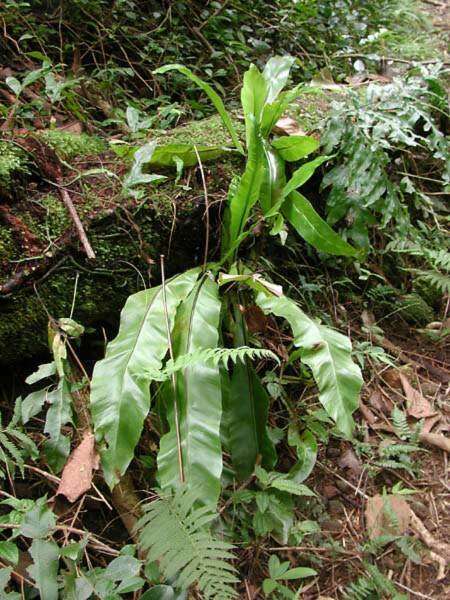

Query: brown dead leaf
left=382, top=368, right=403, bottom=389
left=365, top=494, right=411, bottom=540
left=422, top=414, right=441, bottom=434
left=273, top=117, right=306, bottom=136
left=419, top=432, right=450, bottom=453
left=338, top=447, right=362, bottom=477
left=57, top=433, right=99, bottom=503
left=57, top=121, right=83, bottom=134
left=359, top=401, right=378, bottom=426
left=399, top=372, right=436, bottom=419
left=244, top=305, right=267, bottom=334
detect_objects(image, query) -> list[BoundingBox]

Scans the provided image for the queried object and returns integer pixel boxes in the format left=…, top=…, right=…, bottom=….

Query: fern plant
left=88, top=56, right=364, bottom=595
left=387, top=238, right=450, bottom=297
left=137, top=486, right=238, bottom=599
left=0, top=400, right=37, bottom=480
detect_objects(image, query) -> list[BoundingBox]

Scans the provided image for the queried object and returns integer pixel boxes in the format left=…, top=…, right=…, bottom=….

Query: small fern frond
left=137, top=486, right=238, bottom=599
left=139, top=346, right=278, bottom=382
left=0, top=406, right=36, bottom=479
left=413, top=269, right=450, bottom=296
left=391, top=407, right=411, bottom=440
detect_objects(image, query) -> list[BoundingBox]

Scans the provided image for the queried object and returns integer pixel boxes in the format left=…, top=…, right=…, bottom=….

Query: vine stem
left=160, top=255, right=185, bottom=484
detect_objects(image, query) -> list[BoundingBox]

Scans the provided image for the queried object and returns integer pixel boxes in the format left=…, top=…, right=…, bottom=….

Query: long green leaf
left=154, top=64, right=243, bottom=154
left=227, top=304, right=276, bottom=479
left=241, top=65, right=267, bottom=145
left=222, top=116, right=265, bottom=259
left=282, top=191, right=358, bottom=256
left=255, top=292, right=363, bottom=438
left=260, top=142, right=286, bottom=215
left=271, top=136, right=319, bottom=162
left=90, top=269, right=200, bottom=489
left=262, top=56, right=296, bottom=105
left=149, top=144, right=229, bottom=168
left=157, top=276, right=223, bottom=505
left=282, top=156, right=329, bottom=199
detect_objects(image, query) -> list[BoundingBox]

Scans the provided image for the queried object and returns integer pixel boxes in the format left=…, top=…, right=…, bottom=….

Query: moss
left=37, top=130, right=107, bottom=160
left=0, top=141, right=30, bottom=190
left=152, top=113, right=245, bottom=148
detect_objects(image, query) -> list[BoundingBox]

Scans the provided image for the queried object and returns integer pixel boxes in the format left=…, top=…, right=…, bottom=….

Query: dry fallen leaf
left=338, top=447, right=362, bottom=477
left=400, top=372, right=436, bottom=419
left=273, top=117, right=306, bottom=136
left=365, top=494, right=411, bottom=539
left=244, top=305, right=267, bottom=334
left=419, top=432, right=450, bottom=453
left=57, top=433, right=99, bottom=503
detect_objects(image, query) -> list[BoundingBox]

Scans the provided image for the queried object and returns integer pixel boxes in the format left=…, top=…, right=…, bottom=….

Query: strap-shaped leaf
left=227, top=305, right=276, bottom=479
left=281, top=156, right=329, bottom=199
left=154, top=64, right=243, bottom=154
left=262, top=55, right=296, bottom=105
left=157, top=276, right=223, bottom=505
left=222, top=116, right=265, bottom=258
left=256, top=292, right=363, bottom=438
left=271, top=136, right=319, bottom=162
left=282, top=191, right=358, bottom=257
left=90, top=269, right=200, bottom=489
left=260, top=142, right=286, bottom=215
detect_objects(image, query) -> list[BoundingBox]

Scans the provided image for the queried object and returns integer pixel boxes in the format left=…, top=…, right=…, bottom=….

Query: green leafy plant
left=262, top=554, right=316, bottom=598
left=87, top=56, right=364, bottom=595
left=137, top=486, right=237, bottom=599
left=322, top=67, right=449, bottom=248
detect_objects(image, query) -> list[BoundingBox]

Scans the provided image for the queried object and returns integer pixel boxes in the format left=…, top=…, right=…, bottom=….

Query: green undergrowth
left=37, top=130, right=107, bottom=160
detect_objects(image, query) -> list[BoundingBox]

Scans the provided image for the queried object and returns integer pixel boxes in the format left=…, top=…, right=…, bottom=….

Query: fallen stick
left=58, top=187, right=96, bottom=259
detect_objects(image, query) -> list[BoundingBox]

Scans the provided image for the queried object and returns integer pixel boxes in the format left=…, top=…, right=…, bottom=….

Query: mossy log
left=0, top=94, right=333, bottom=365
left=0, top=119, right=239, bottom=364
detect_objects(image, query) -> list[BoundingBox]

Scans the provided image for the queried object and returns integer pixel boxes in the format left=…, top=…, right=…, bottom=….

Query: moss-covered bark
left=0, top=116, right=245, bottom=364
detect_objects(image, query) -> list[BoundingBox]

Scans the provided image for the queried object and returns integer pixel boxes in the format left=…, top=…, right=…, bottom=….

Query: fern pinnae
left=139, top=346, right=278, bottom=382
left=137, top=486, right=238, bottom=599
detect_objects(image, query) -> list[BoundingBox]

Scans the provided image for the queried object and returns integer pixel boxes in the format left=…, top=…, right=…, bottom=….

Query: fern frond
left=413, top=269, right=450, bottom=296
left=139, top=346, right=278, bottom=382
left=391, top=407, right=411, bottom=440
left=137, top=486, right=238, bottom=599
left=0, top=406, right=36, bottom=479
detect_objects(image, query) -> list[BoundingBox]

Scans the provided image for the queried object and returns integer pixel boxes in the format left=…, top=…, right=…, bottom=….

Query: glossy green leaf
left=0, top=542, right=18, bottom=565
left=223, top=116, right=265, bottom=259
left=241, top=64, right=267, bottom=144
left=261, top=83, right=305, bottom=137
left=44, top=379, right=73, bottom=442
left=154, top=64, right=243, bottom=154
left=21, top=388, right=48, bottom=424
left=282, top=156, right=329, bottom=198
left=90, top=269, right=200, bottom=489
left=19, top=497, right=56, bottom=539
left=282, top=191, right=358, bottom=256
left=141, top=586, right=176, bottom=600
left=25, top=362, right=56, bottom=385
left=149, top=144, right=229, bottom=168
left=123, top=141, right=167, bottom=192
left=157, top=276, right=223, bottom=505
left=260, top=142, right=286, bottom=215
left=262, top=56, right=296, bottom=105
left=269, top=478, right=315, bottom=497
left=256, top=292, right=363, bottom=438
left=227, top=305, right=276, bottom=479
left=282, top=567, right=317, bottom=580
left=287, top=428, right=317, bottom=483
left=28, top=539, right=60, bottom=600
left=271, top=136, right=319, bottom=162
